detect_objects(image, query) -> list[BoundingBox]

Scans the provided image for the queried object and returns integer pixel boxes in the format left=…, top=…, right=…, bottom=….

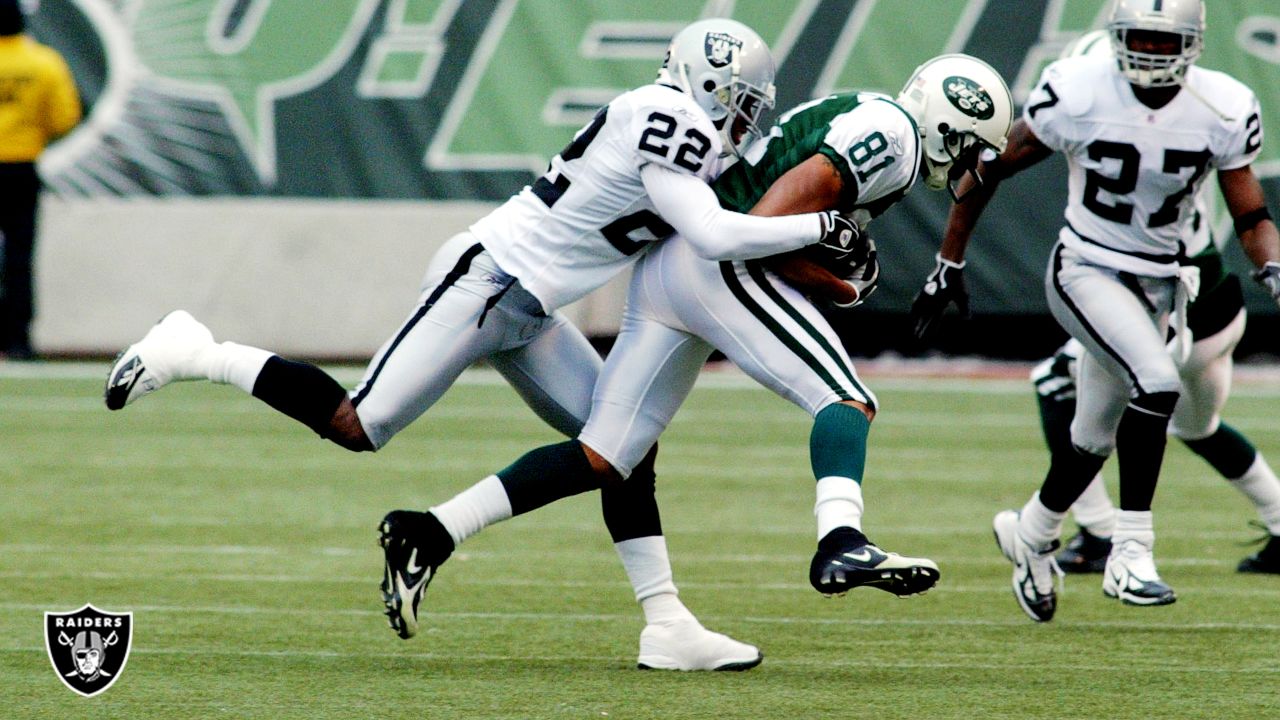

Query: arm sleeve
left=642, top=163, right=820, bottom=261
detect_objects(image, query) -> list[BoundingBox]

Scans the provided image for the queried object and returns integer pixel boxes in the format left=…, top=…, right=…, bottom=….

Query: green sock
left=810, top=403, right=870, bottom=483
left=1183, top=423, right=1257, bottom=480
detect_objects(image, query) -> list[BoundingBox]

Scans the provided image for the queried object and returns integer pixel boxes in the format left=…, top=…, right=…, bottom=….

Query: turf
left=2, top=366, right=1279, bottom=719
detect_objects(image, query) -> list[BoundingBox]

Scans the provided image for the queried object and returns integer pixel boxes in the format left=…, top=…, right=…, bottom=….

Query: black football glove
left=815, top=211, right=867, bottom=266
left=1254, top=261, right=1280, bottom=308
left=830, top=242, right=880, bottom=311
left=909, top=253, right=970, bottom=341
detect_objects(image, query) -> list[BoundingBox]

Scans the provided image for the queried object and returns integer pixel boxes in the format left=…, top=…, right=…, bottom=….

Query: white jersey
left=1025, top=56, right=1262, bottom=277
left=471, top=84, right=723, bottom=311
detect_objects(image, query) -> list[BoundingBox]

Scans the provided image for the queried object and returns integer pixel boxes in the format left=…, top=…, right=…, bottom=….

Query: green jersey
left=712, top=91, right=921, bottom=220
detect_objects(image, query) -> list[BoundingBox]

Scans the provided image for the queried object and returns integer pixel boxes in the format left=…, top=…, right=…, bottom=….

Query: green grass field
left=2, top=364, right=1279, bottom=719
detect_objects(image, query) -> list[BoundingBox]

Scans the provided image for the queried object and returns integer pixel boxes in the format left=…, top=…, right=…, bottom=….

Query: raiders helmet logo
left=943, top=76, right=995, bottom=120
left=44, top=604, right=133, bottom=697
left=704, top=31, right=743, bottom=68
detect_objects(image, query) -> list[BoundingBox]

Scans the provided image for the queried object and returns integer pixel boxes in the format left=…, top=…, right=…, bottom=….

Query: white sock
left=1229, top=454, right=1280, bottom=535
left=815, top=476, right=864, bottom=540
left=1018, top=492, right=1066, bottom=549
left=1112, top=510, right=1155, bottom=549
left=1071, top=473, right=1116, bottom=538
left=614, top=536, right=693, bottom=626
left=205, top=342, right=274, bottom=393
left=430, top=475, right=513, bottom=546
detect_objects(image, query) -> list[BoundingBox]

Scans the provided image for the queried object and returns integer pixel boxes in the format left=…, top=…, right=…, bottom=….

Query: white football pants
left=1170, top=308, right=1246, bottom=440
left=1045, top=242, right=1180, bottom=456
left=580, top=236, right=874, bottom=478
left=351, top=232, right=602, bottom=449
left=1049, top=301, right=1246, bottom=444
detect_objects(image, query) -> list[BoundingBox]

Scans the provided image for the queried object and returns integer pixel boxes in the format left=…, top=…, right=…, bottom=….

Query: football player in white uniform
left=1025, top=32, right=1280, bottom=577
left=378, top=54, right=1013, bottom=668
left=913, top=0, right=1280, bottom=622
left=103, top=18, right=861, bottom=667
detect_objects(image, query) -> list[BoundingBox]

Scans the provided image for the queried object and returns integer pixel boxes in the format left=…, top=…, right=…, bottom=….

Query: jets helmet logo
left=45, top=604, right=133, bottom=697
left=703, top=32, right=742, bottom=68
left=943, top=76, right=995, bottom=120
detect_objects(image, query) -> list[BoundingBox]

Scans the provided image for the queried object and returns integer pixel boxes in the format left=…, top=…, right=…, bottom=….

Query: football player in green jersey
left=378, top=54, right=1013, bottom=669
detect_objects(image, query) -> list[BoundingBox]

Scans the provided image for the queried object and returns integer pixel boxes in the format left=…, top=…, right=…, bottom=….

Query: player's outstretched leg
left=105, top=310, right=215, bottom=409
left=1179, top=424, right=1280, bottom=573
left=809, top=527, right=940, bottom=598
left=377, top=510, right=454, bottom=639
left=1030, top=349, right=1117, bottom=573
left=992, top=509, right=1063, bottom=622
left=605, top=456, right=762, bottom=671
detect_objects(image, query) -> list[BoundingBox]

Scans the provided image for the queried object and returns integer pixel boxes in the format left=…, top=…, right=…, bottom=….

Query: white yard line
left=1, top=602, right=1278, bottom=634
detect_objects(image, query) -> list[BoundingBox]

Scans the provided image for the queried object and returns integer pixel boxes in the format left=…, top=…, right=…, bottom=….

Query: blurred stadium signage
left=27, top=0, right=1280, bottom=315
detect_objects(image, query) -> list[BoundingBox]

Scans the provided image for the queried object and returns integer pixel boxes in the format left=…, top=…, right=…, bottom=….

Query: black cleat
left=1056, top=526, right=1112, bottom=574
left=809, top=527, right=940, bottom=597
left=378, top=510, right=452, bottom=639
left=1238, top=532, right=1280, bottom=574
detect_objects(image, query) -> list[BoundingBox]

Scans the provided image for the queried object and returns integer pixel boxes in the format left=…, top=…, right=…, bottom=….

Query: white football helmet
left=896, top=53, right=1013, bottom=202
left=1107, top=0, right=1204, bottom=87
left=656, top=18, right=776, bottom=157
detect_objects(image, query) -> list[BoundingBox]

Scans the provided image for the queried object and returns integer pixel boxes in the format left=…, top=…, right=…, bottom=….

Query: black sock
left=1182, top=422, right=1257, bottom=480
left=417, top=511, right=456, bottom=566
left=818, top=526, right=869, bottom=551
left=498, top=440, right=602, bottom=516
left=1116, top=392, right=1178, bottom=511
left=251, top=356, right=349, bottom=436
left=600, top=445, right=662, bottom=542
left=1039, top=445, right=1108, bottom=512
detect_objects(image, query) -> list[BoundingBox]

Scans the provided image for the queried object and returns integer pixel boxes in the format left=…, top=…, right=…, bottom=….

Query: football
left=800, top=232, right=875, bottom=279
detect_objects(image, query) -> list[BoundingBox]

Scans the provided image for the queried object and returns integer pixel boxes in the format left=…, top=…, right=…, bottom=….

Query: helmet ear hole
left=702, top=79, right=716, bottom=92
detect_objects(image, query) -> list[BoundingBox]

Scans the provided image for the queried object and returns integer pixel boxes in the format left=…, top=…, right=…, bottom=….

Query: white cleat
left=1102, top=539, right=1176, bottom=606
left=636, top=619, right=762, bottom=672
left=104, top=310, right=215, bottom=410
left=993, top=509, right=1063, bottom=622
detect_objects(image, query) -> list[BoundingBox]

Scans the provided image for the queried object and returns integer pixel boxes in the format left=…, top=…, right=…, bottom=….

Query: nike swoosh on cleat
left=841, top=549, right=875, bottom=563
left=400, top=573, right=428, bottom=598
left=406, top=548, right=424, bottom=575
left=120, top=365, right=144, bottom=395
left=105, top=357, right=145, bottom=409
